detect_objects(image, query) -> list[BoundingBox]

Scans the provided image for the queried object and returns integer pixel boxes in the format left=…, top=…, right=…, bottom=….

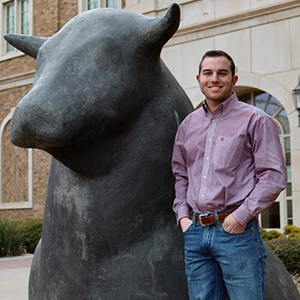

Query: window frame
left=0, top=0, right=33, bottom=61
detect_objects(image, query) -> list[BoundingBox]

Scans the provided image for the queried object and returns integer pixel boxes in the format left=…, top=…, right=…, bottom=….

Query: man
left=172, top=50, right=287, bottom=300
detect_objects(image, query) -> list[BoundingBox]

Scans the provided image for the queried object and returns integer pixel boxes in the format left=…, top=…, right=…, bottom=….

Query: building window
left=88, top=0, right=98, bottom=9
left=0, top=108, right=33, bottom=210
left=6, top=3, right=14, bottom=52
left=261, top=202, right=280, bottom=229
left=1, top=0, right=32, bottom=59
left=20, top=0, right=29, bottom=35
left=238, top=90, right=292, bottom=231
left=106, top=0, right=117, bottom=8
left=78, top=0, right=119, bottom=13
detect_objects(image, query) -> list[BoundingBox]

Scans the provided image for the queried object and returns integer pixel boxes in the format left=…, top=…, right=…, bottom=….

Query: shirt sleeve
left=172, top=123, right=191, bottom=221
left=232, top=115, right=288, bottom=227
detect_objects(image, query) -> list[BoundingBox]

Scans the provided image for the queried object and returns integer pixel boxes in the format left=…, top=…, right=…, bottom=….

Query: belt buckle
left=199, top=213, right=210, bottom=227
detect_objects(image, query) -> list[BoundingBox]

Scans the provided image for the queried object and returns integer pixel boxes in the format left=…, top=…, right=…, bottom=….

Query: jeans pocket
left=221, top=219, right=255, bottom=236
left=183, top=223, right=193, bottom=234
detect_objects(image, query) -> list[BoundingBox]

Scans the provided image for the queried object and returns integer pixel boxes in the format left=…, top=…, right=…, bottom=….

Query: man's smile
left=209, top=86, right=223, bottom=90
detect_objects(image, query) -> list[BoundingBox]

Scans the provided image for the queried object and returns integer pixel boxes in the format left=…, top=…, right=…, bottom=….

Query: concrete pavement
left=0, top=254, right=32, bottom=300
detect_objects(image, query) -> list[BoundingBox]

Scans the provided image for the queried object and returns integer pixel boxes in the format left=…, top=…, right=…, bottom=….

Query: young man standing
left=172, top=50, right=287, bottom=300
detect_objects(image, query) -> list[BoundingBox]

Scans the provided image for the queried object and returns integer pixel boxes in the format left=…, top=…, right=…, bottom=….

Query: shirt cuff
left=176, top=205, right=191, bottom=223
left=232, top=205, right=255, bottom=228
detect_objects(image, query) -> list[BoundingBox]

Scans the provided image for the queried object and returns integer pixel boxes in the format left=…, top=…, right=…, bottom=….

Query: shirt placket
left=198, top=114, right=218, bottom=213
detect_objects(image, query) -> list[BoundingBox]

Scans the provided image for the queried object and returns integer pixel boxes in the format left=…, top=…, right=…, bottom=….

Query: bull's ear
left=4, top=34, right=48, bottom=59
left=146, top=3, right=180, bottom=57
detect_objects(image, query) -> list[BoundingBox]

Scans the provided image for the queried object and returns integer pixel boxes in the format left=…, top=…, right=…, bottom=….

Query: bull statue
left=4, top=3, right=300, bottom=300
left=6, top=4, right=191, bottom=299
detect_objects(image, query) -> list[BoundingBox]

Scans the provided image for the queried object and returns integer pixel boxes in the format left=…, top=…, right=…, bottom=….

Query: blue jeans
left=184, top=218, right=266, bottom=300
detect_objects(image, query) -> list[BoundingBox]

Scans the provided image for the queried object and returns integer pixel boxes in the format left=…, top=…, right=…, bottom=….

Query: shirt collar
left=202, top=92, right=238, bottom=116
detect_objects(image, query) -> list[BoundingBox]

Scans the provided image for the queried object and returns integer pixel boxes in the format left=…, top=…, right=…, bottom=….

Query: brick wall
left=0, top=0, right=78, bottom=221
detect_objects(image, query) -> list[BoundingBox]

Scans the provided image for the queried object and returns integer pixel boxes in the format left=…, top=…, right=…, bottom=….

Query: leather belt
left=191, top=206, right=239, bottom=227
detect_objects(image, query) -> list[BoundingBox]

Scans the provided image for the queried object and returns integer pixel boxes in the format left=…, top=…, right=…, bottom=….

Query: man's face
left=196, top=56, right=238, bottom=107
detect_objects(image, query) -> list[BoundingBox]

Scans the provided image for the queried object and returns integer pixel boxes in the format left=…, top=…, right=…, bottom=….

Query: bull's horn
left=146, top=3, right=180, bottom=56
left=4, top=34, right=48, bottom=59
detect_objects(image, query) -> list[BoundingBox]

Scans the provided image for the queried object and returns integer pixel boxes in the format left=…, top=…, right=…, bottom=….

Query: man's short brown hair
left=198, top=50, right=236, bottom=76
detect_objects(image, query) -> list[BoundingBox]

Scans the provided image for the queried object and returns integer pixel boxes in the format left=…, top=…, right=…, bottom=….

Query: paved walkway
left=0, top=254, right=33, bottom=300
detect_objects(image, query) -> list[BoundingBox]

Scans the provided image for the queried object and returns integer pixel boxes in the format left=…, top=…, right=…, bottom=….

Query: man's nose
left=211, top=73, right=219, bottom=82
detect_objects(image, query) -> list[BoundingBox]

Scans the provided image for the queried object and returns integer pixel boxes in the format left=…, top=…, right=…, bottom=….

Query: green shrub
left=266, top=237, right=300, bottom=273
left=18, top=219, right=43, bottom=253
left=0, top=218, right=43, bottom=257
left=261, top=228, right=268, bottom=240
left=261, top=228, right=283, bottom=241
left=284, top=225, right=300, bottom=238
left=0, top=218, right=26, bottom=257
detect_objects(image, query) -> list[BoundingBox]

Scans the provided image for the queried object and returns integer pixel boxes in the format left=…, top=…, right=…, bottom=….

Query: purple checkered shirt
left=172, top=93, right=287, bottom=227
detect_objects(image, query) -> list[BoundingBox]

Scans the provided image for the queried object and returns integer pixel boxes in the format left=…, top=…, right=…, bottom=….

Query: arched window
left=0, top=108, right=33, bottom=209
left=238, top=90, right=292, bottom=231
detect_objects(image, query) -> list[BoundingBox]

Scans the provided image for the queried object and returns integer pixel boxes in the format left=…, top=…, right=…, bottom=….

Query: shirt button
left=206, top=157, right=209, bottom=160
left=208, top=138, right=212, bottom=141
left=201, top=195, right=204, bottom=198
left=203, top=175, right=206, bottom=179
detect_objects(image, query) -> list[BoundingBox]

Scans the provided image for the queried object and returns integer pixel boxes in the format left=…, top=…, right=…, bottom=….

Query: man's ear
left=233, top=75, right=238, bottom=86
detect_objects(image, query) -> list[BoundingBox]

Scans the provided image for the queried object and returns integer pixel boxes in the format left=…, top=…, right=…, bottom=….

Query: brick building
left=1, top=0, right=300, bottom=231
left=0, top=0, right=79, bottom=220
